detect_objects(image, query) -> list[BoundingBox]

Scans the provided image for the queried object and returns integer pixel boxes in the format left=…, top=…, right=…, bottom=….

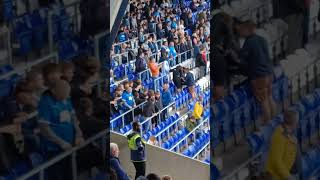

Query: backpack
left=192, top=101, right=203, bottom=119
left=80, top=0, right=108, bottom=37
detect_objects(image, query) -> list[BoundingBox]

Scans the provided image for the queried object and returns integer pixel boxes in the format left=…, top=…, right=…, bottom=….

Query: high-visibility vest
left=128, top=133, right=146, bottom=150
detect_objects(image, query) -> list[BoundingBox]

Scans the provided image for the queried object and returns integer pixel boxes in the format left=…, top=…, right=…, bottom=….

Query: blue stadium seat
left=15, top=20, right=33, bottom=56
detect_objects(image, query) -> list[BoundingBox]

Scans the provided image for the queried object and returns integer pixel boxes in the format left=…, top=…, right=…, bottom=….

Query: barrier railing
left=169, top=117, right=209, bottom=151
left=110, top=101, right=148, bottom=131
left=0, top=25, right=12, bottom=65
left=154, top=113, right=189, bottom=144
left=124, top=102, right=176, bottom=136
left=192, top=141, right=210, bottom=159
left=288, top=58, right=320, bottom=105
left=17, top=129, right=108, bottom=180
left=111, top=48, right=195, bottom=86
left=0, top=53, right=59, bottom=80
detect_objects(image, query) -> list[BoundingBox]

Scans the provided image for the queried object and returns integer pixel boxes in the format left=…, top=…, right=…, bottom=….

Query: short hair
left=110, top=142, right=118, bottom=154
left=161, top=175, right=172, bottom=180
left=283, top=110, right=297, bottom=126
left=60, top=62, right=74, bottom=72
left=132, top=121, right=141, bottom=131
left=42, top=63, right=61, bottom=80
left=146, top=173, right=161, bottom=180
left=78, top=98, right=93, bottom=112
left=25, top=70, right=42, bottom=82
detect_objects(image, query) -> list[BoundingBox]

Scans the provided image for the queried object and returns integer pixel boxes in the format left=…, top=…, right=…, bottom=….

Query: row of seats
left=182, top=132, right=210, bottom=158
left=211, top=66, right=288, bottom=149
left=247, top=89, right=320, bottom=178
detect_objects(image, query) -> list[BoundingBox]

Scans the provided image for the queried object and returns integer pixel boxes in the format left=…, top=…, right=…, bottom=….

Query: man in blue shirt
left=110, top=142, right=130, bottom=180
left=122, top=86, right=136, bottom=125
left=161, top=83, right=172, bottom=107
left=38, top=80, right=84, bottom=180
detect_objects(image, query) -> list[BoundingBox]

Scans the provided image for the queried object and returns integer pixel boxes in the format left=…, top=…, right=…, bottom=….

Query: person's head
left=42, top=63, right=62, bottom=87
left=234, top=20, right=256, bottom=38
left=163, top=83, right=169, bottom=91
left=155, top=91, right=161, bottom=99
left=60, top=62, right=75, bottom=82
left=126, top=86, right=132, bottom=93
left=283, top=110, right=298, bottom=133
left=132, top=121, right=142, bottom=132
left=163, top=41, right=168, bottom=46
left=15, top=81, right=34, bottom=106
left=149, top=136, right=156, bottom=142
left=189, top=116, right=196, bottom=122
left=110, top=142, right=120, bottom=157
left=79, top=71, right=97, bottom=88
left=149, top=90, right=155, bottom=101
left=79, top=98, right=93, bottom=115
left=149, top=57, right=155, bottom=63
left=83, top=57, right=101, bottom=75
left=50, top=80, right=71, bottom=101
left=146, top=173, right=161, bottom=180
left=118, top=84, right=124, bottom=91
left=129, top=81, right=134, bottom=88
left=25, top=70, right=44, bottom=91
left=161, top=175, right=172, bottom=180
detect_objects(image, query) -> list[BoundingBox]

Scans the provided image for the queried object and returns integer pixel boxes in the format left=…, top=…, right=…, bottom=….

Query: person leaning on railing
left=38, top=80, right=84, bottom=180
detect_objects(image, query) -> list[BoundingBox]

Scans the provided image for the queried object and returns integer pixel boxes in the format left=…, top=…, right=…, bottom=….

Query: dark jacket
left=143, top=100, right=155, bottom=117
left=184, top=72, right=195, bottom=87
left=127, top=132, right=146, bottom=161
left=211, top=46, right=227, bottom=86
left=135, top=57, right=147, bottom=72
left=110, top=156, right=130, bottom=180
left=240, top=34, right=273, bottom=80
left=155, top=98, right=163, bottom=112
left=170, top=68, right=183, bottom=89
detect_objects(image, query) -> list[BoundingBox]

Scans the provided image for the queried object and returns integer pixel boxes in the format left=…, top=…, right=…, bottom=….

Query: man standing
left=110, top=143, right=130, bottom=180
left=235, top=21, right=276, bottom=125
left=265, top=110, right=300, bottom=179
left=127, top=121, right=146, bottom=180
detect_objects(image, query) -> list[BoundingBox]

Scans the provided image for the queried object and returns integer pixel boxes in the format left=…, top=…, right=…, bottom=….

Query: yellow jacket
left=265, top=126, right=298, bottom=180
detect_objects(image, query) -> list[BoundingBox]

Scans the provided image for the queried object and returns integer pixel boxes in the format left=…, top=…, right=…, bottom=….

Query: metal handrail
left=154, top=113, right=189, bottom=139
left=17, top=129, right=108, bottom=180
left=192, top=141, right=210, bottom=159
left=169, top=117, right=209, bottom=151
left=124, top=102, right=176, bottom=136
left=0, top=53, right=59, bottom=80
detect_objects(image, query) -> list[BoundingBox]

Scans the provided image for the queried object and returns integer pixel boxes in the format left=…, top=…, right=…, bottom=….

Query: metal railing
left=0, top=25, right=12, bottom=65
left=154, top=113, right=189, bottom=143
left=169, top=117, right=209, bottom=151
left=0, top=53, right=59, bottom=80
left=17, top=129, right=108, bottom=180
left=110, top=101, right=148, bottom=131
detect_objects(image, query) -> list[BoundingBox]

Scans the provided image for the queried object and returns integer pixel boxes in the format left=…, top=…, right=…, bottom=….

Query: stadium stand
left=214, top=0, right=320, bottom=179
left=0, top=0, right=109, bottom=180
left=109, top=0, right=211, bottom=179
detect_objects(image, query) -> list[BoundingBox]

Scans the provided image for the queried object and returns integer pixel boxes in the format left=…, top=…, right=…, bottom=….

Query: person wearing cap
left=127, top=121, right=146, bottom=180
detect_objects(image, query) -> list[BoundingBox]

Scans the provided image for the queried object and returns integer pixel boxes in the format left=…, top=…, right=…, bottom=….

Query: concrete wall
left=110, top=0, right=122, bottom=30
left=111, top=132, right=210, bottom=180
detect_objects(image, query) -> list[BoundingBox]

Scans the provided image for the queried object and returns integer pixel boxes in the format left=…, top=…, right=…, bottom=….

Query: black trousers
left=133, top=161, right=146, bottom=180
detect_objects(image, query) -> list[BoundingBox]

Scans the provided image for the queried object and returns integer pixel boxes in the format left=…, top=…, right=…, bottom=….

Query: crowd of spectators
left=0, top=57, right=107, bottom=180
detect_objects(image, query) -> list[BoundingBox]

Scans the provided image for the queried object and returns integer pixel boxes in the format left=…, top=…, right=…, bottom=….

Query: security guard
left=127, top=121, right=146, bottom=179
